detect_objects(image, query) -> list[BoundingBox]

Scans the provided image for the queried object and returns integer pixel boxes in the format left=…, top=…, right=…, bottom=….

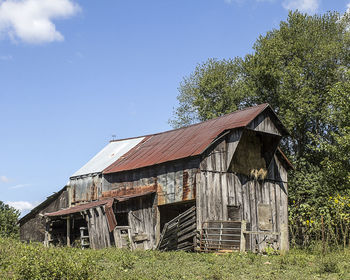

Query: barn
left=19, top=103, right=292, bottom=253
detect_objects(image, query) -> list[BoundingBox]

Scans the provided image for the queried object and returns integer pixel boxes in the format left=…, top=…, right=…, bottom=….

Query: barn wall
left=198, top=127, right=288, bottom=252
left=102, top=159, right=200, bottom=249
left=20, top=190, right=68, bottom=242
left=247, top=110, right=281, bottom=136
left=115, top=194, right=157, bottom=249
left=198, top=170, right=288, bottom=251
left=103, top=157, right=200, bottom=206
left=69, top=175, right=101, bottom=206
left=86, top=206, right=111, bottom=249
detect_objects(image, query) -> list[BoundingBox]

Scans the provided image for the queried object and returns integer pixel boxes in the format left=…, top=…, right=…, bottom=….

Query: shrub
left=0, top=201, right=19, bottom=238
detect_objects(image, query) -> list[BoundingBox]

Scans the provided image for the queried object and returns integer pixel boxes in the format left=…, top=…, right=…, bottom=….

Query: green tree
left=170, top=58, right=252, bottom=128
left=243, top=11, right=350, bottom=160
left=0, top=201, right=20, bottom=238
left=172, top=11, right=350, bottom=160
left=171, top=11, right=350, bottom=245
left=316, top=73, right=350, bottom=192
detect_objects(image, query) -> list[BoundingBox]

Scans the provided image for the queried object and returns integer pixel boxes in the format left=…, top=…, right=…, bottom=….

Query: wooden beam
left=240, top=220, right=246, bottom=253
left=244, top=231, right=280, bottom=235
left=67, top=215, right=71, bottom=247
left=280, top=223, right=288, bottom=255
left=155, top=206, right=160, bottom=247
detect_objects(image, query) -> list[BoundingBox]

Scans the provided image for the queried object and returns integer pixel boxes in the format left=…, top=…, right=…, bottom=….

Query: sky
left=1, top=0, right=349, bottom=216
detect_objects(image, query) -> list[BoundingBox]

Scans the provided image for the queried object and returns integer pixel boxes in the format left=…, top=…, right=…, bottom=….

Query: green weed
left=1, top=237, right=349, bottom=279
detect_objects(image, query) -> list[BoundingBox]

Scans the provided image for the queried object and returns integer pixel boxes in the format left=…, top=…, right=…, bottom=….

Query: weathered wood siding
left=247, top=110, right=281, bottom=136
left=103, top=158, right=200, bottom=206
left=20, top=190, right=68, bottom=242
left=86, top=206, right=111, bottom=249
left=199, top=158, right=288, bottom=251
left=198, top=119, right=288, bottom=252
left=115, top=194, right=157, bottom=249
left=102, top=159, right=200, bottom=249
left=69, top=175, right=101, bottom=206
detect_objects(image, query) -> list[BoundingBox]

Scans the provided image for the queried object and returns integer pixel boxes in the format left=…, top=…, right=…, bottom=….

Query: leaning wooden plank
left=177, top=224, right=197, bottom=238
left=177, top=241, right=193, bottom=249
left=178, top=231, right=197, bottom=243
left=178, top=216, right=196, bottom=230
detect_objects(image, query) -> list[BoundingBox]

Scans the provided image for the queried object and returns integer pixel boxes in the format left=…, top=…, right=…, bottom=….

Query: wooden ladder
left=80, top=227, right=90, bottom=249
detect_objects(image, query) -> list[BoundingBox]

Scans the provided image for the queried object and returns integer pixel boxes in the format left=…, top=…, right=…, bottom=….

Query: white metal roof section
left=71, top=137, right=145, bottom=178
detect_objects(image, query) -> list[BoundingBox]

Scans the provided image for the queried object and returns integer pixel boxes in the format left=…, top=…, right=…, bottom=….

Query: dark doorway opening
left=158, top=200, right=195, bottom=232
left=116, top=212, right=129, bottom=226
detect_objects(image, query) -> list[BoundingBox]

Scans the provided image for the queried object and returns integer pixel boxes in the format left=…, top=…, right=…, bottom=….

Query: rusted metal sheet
left=103, top=104, right=270, bottom=174
left=276, top=147, right=294, bottom=170
left=102, top=184, right=157, bottom=198
left=69, top=175, right=102, bottom=205
left=104, top=198, right=117, bottom=231
left=182, top=171, right=190, bottom=200
left=45, top=198, right=114, bottom=217
left=115, top=191, right=156, bottom=202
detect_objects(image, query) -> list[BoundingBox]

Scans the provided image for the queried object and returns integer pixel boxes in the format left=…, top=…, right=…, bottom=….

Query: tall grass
left=1, top=237, right=349, bottom=279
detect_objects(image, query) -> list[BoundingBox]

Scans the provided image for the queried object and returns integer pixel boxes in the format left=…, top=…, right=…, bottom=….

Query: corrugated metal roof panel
left=71, top=137, right=145, bottom=178
left=45, top=191, right=155, bottom=217
left=104, top=104, right=272, bottom=174
left=45, top=198, right=113, bottom=217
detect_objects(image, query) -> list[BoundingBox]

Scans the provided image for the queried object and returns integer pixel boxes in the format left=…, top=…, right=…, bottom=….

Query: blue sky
left=1, top=0, right=349, bottom=216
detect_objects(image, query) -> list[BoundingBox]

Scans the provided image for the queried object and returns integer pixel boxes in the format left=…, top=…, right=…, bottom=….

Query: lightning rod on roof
left=111, top=134, right=116, bottom=141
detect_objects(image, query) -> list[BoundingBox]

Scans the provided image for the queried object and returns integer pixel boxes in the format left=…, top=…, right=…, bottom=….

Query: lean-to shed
left=21, top=103, right=292, bottom=252
left=18, top=186, right=68, bottom=243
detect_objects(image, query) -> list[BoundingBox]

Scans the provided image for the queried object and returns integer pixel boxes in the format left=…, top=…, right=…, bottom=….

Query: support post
left=155, top=206, right=160, bottom=248
left=240, top=220, right=246, bottom=253
left=280, top=223, right=288, bottom=255
left=44, top=218, right=50, bottom=247
left=67, top=215, right=71, bottom=247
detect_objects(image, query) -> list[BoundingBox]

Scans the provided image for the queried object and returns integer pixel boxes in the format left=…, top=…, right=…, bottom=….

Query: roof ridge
left=103, top=103, right=273, bottom=174
left=109, top=103, right=269, bottom=142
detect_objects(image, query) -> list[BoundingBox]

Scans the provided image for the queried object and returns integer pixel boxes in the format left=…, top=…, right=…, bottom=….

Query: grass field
left=1, top=237, right=349, bottom=279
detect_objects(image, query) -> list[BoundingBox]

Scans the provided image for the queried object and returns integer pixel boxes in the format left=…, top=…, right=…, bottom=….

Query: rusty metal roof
left=45, top=198, right=114, bottom=217
left=45, top=191, right=156, bottom=217
left=45, top=198, right=117, bottom=232
left=104, top=103, right=277, bottom=174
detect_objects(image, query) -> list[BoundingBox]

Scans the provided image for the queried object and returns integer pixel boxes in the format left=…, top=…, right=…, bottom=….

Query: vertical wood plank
left=240, top=220, right=246, bottom=252
left=66, top=216, right=71, bottom=247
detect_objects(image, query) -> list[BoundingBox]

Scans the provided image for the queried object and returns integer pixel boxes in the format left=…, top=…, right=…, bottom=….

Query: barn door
left=86, top=207, right=111, bottom=249
left=113, top=226, right=133, bottom=249
left=257, top=203, right=272, bottom=231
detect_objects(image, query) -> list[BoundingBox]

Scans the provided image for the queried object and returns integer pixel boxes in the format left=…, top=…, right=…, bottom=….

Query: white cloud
left=282, top=0, right=319, bottom=14
left=0, top=175, right=9, bottom=182
left=5, top=201, right=36, bottom=211
left=8, top=183, right=32, bottom=189
left=0, top=0, right=80, bottom=44
left=347, top=2, right=350, bottom=14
